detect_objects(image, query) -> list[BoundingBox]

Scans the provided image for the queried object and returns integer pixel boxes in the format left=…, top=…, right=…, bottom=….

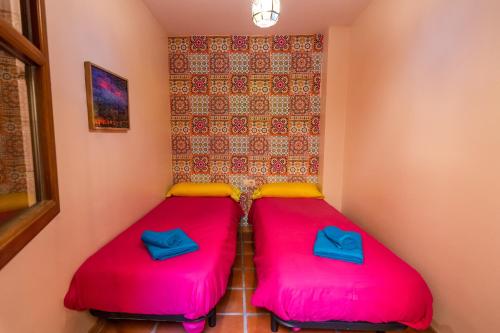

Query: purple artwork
left=85, top=62, right=129, bottom=130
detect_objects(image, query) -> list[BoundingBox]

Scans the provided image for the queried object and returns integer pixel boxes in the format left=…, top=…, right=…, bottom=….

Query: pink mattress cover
left=249, top=198, right=433, bottom=330
left=64, top=197, right=242, bottom=319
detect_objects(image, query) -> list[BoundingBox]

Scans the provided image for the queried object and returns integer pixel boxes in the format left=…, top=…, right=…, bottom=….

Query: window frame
left=0, top=0, right=59, bottom=269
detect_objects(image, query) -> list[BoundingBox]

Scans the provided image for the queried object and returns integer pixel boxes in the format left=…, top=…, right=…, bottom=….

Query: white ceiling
left=142, top=0, right=371, bottom=36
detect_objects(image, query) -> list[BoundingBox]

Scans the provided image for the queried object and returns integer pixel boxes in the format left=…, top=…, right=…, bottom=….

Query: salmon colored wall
left=342, top=0, right=500, bottom=332
left=0, top=0, right=172, bottom=332
left=319, top=27, right=350, bottom=208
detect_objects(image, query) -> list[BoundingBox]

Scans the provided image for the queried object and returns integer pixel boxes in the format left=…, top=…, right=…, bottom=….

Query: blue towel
left=142, top=229, right=186, bottom=248
left=322, top=226, right=361, bottom=250
left=314, top=229, right=364, bottom=264
left=142, top=228, right=199, bottom=260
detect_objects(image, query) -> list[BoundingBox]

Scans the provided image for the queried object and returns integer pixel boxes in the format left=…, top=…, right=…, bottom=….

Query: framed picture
left=84, top=62, right=129, bottom=131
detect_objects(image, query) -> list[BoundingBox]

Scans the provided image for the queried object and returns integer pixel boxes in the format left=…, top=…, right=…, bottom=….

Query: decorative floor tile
left=245, top=290, right=265, bottom=314
left=244, top=269, right=256, bottom=288
left=243, top=254, right=254, bottom=269
left=103, top=320, right=156, bottom=333
left=217, top=289, right=243, bottom=313
left=229, top=269, right=243, bottom=288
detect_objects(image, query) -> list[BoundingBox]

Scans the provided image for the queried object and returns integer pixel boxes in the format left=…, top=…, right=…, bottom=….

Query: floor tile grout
left=245, top=313, right=267, bottom=317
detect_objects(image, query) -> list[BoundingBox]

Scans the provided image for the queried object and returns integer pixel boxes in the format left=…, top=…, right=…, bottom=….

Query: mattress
left=249, top=198, right=433, bottom=330
left=64, top=197, right=242, bottom=320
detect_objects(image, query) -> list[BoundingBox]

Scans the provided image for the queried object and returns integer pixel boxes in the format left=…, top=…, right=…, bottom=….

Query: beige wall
left=319, top=27, right=350, bottom=209
left=342, top=0, right=500, bottom=332
left=0, top=0, right=172, bottom=332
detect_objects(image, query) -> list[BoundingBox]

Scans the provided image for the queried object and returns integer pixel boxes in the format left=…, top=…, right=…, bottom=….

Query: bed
left=249, top=197, right=433, bottom=332
left=64, top=196, right=243, bottom=333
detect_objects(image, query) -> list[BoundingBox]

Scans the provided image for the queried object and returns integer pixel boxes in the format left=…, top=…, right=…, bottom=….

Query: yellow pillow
left=166, top=182, right=241, bottom=202
left=0, top=192, right=29, bottom=213
left=252, top=183, right=323, bottom=200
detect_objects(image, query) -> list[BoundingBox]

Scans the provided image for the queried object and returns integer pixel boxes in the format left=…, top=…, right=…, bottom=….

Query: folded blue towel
left=314, top=229, right=363, bottom=264
left=322, top=226, right=361, bottom=250
left=142, top=229, right=186, bottom=248
left=142, top=228, right=199, bottom=260
left=145, top=243, right=199, bottom=260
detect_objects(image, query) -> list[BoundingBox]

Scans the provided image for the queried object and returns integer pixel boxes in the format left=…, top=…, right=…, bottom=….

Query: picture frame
left=84, top=61, right=129, bottom=131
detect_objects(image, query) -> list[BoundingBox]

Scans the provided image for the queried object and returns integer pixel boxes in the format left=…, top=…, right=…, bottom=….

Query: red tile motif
left=231, top=36, right=250, bottom=52
left=169, top=35, right=323, bottom=216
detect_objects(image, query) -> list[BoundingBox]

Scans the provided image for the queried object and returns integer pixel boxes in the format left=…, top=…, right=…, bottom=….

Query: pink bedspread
left=249, top=198, right=433, bottom=330
left=65, top=197, right=242, bottom=320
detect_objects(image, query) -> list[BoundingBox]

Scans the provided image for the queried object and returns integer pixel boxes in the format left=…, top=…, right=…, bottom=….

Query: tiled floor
left=97, top=228, right=432, bottom=333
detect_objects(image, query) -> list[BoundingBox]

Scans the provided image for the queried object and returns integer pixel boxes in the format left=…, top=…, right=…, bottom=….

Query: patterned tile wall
left=0, top=3, right=35, bottom=200
left=168, top=35, right=323, bottom=216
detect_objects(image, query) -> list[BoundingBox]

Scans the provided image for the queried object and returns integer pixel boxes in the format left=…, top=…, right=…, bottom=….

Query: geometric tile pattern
left=0, top=49, right=33, bottom=197
left=169, top=35, right=323, bottom=215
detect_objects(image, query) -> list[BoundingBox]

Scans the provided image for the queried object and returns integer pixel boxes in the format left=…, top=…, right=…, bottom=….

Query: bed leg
left=208, top=310, right=216, bottom=327
left=270, top=314, right=278, bottom=332
left=182, top=321, right=205, bottom=333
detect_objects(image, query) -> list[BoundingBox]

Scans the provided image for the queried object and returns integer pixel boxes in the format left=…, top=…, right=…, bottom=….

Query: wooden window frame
left=0, top=0, right=59, bottom=269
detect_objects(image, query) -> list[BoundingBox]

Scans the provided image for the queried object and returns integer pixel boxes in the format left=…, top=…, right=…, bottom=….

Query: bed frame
left=270, top=312, right=407, bottom=333
left=90, top=307, right=217, bottom=328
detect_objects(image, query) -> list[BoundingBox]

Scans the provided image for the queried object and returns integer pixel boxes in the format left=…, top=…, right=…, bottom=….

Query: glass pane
left=0, top=47, right=38, bottom=224
left=0, top=0, right=23, bottom=34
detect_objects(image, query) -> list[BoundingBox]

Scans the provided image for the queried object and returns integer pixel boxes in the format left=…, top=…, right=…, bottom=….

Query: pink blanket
left=65, top=197, right=242, bottom=325
left=249, top=198, right=433, bottom=330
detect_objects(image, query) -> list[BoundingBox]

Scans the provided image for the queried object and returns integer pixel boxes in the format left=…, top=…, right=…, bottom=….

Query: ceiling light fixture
left=252, top=0, right=280, bottom=28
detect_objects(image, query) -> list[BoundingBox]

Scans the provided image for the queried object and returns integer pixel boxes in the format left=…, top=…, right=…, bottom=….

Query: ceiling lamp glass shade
left=252, top=0, right=280, bottom=28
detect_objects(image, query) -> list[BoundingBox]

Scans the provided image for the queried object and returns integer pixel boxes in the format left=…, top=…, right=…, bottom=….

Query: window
left=0, top=0, right=59, bottom=268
